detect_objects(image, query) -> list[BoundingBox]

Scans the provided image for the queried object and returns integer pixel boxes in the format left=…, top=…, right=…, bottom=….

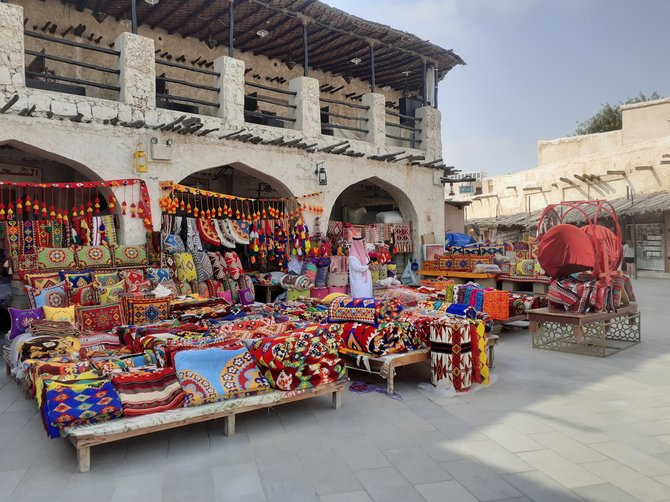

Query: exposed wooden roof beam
left=229, top=11, right=283, bottom=48
left=137, top=0, right=168, bottom=25
left=169, top=0, right=219, bottom=35
left=148, top=1, right=185, bottom=29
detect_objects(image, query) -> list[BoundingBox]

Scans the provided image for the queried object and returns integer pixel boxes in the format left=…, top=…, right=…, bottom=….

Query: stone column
left=362, top=92, right=386, bottom=147
left=214, top=55, right=245, bottom=126
left=115, top=32, right=155, bottom=109
left=289, top=76, right=321, bottom=138
left=0, top=3, right=25, bottom=92
left=416, top=105, right=442, bottom=160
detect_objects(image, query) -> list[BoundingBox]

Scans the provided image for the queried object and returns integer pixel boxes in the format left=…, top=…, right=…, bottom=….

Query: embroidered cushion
left=68, top=283, right=99, bottom=306
left=328, top=297, right=377, bottom=324
left=126, top=279, right=152, bottom=294
left=44, top=305, right=75, bottom=323
left=221, top=277, right=239, bottom=303
left=119, top=269, right=144, bottom=284
left=207, top=252, right=229, bottom=280
left=174, top=253, right=197, bottom=283
left=204, top=279, right=223, bottom=298
left=113, top=244, right=147, bottom=267
left=238, top=287, right=255, bottom=306
left=224, top=252, right=243, bottom=280
left=93, top=271, right=120, bottom=286
left=75, top=245, right=113, bottom=268
left=516, top=259, right=536, bottom=277
left=197, top=282, right=211, bottom=298
left=162, top=233, right=185, bottom=254
left=26, top=281, right=68, bottom=309
left=18, top=254, right=38, bottom=273
left=237, top=275, right=255, bottom=297
left=176, top=281, right=193, bottom=295
left=25, top=272, right=61, bottom=290
left=36, top=247, right=77, bottom=271
left=125, top=297, right=171, bottom=325
left=97, top=280, right=126, bottom=305
left=93, top=353, right=157, bottom=376
left=112, top=368, right=185, bottom=416
left=175, top=347, right=269, bottom=407
left=75, top=303, right=125, bottom=332
left=162, top=254, right=178, bottom=276
left=480, top=245, right=504, bottom=256
left=60, top=271, right=93, bottom=289
left=147, top=267, right=172, bottom=284
left=8, top=307, right=44, bottom=340
left=162, top=280, right=179, bottom=297
left=193, top=251, right=214, bottom=282
left=217, top=289, right=233, bottom=304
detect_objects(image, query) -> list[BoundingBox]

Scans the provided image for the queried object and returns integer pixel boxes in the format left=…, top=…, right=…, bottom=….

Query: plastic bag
left=401, top=264, right=418, bottom=286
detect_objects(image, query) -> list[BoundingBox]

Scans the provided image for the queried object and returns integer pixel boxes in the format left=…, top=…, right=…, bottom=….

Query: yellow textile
left=44, top=306, right=75, bottom=323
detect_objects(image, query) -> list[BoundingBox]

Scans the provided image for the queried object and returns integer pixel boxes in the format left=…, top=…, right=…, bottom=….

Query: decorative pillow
left=93, top=353, right=157, bottom=376
left=93, top=271, right=121, bottom=287
left=44, top=305, right=76, bottom=323
left=197, top=282, right=211, bottom=298
left=119, top=269, right=144, bottom=284
left=470, top=255, right=494, bottom=267
left=75, top=245, right=113, bottom=268
left=516, top=259, right=536, bottom=277
left=18, top=254, right=38, bottom=273
left=36, top=247, right=77, bottom=271
left=162, top=254, right=177, bottom=276
left=76, top=303, right=125, bottom=332
left=125, top=297, right=171, bottom=325
left=204, top=279, right=223, bottom=298
left=217, top=289, right=233, bottom=305
left=534, top=261, right=546, bottom=277
left=8, top=307, right=44, bottom=340
left=60, top=271, right=93, bottom=289
left=147, top=267, right=172, bottom=284
left=238, top=287, right=255, bottom=306
left=463, top=244, right=481, bottom=256
left=453, top=255, right=470, bottom=272
left=126, top=279, right=152, bottom=294
left=162, top=280, right=179, bottom=297
left=176, top=281, right=193, bottom=296
left=174, top=347, right=270, bottom=407
left=480, top=245, right=504, bottom=256
left=328, top=297, right=377, bottom=324
left=162, top=233, right=185, bottom=254
left=321, top=292, right=349, bottom=304
left=221, top=277, right=239, bottom=303
left=112, top=368, right=185, bottom=416
left=193, top=251, right=214, bottom=282
left=174, top=253, right=197, bottom=283
left=25, top=272, right=61, bottom=290
left=68, top=283, right=99, bottom=306
left=113, top=244, right=147, bottom=267
left=97, top=279, right=126, bottom=305
left=208, top=252, right=229, bottom=280
left=224, top=252, right=243, bottom=280
left=26, top=281, right=69, bottom=309
left=237, top=275, right=255, bottom=296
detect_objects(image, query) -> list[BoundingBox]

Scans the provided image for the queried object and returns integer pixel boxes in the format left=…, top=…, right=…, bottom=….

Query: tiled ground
left=2, top=278, right=670, bottom=501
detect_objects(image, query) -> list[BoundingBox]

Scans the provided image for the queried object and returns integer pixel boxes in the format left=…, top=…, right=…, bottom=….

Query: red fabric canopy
left=538, top=224, right=596, bottom=278
left=582, top=224, right=622, bottom=274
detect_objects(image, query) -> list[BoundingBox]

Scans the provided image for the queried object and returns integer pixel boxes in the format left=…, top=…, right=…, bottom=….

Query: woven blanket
left=392, top=223, right=412, bottom=253
left=339, top=321, right=420, bottom=356
left=112, top=368, right=185, bottom=416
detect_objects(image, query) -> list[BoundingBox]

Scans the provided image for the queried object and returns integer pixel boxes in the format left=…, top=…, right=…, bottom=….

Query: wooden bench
left=61, top=379, right=345, bottom=472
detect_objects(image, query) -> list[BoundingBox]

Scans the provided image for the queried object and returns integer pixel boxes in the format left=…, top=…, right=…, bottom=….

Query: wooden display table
left=526, top=304, right=640, bottom=357
left=498, top=274, right=550, bottom=295
left=418, top=270, right=497, bottom=288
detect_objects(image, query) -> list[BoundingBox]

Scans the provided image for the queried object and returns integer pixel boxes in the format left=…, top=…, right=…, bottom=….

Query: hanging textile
left=185, top=218, right=203, bottom=252
left=392, top=223, right=413, bottom=253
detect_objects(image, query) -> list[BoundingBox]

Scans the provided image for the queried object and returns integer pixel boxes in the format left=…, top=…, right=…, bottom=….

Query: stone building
left=469, top=98, right=670, bottom=272
left=0, top=0, right=464, bottom=260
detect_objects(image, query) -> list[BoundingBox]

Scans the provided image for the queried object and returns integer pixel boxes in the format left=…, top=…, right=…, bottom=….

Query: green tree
left=575, top=92, right=662, bottom=135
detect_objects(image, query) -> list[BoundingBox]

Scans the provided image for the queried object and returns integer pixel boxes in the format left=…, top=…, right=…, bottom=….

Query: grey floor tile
left=0, top=468, right=27, bottom=499
left=583, top=460, right=670, bottom=501
left=383, top=446, right=452, bottom=484
left=590, top=442, right=670, bottom=477
left=356, top=466, right=424, bottom=502
left=415, top=480, right=478, bottom=502
left=448, top=439, right=534, bottom=474
left=518, top=449, right=604, bottom=489
left=111, top=472, right=166, bottom=502
left=212, top=463, right=265, bottom=501
left=299, top=449, right=363, bottom=496
left=442, top=459, right=523, bottom=501
left=337, top=441, right=391, bottom=470
left=319, top=491, right=373, bottom=502
left=528, top=431, right=607, bottom=464
left=504, top=470, right=583, bottom=501
left=573, top=483, right=642, bottom=502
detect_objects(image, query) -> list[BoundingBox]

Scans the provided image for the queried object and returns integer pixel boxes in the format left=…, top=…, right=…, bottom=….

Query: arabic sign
left=0, top=165, right=41, bottom=182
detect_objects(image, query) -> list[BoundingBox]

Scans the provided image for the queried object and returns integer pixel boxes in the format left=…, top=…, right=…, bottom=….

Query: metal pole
left=228, top=0, right=235, bottom=57
left=370, top=45, right=376, bottom=92
left=131, top=0, right=138, bottom=34
left=303, top=23, right=308, bottom=77
left=433, top=65, right=439, bottom=108
left=422, top=60, right=427, bottom=107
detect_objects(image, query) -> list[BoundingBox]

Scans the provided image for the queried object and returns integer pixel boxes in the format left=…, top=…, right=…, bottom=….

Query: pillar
left=289, top=76, right=321, bottom=138
left=114, top=32, right=156, bottom=109
left=416, top=105, right=442, bottom=159
left=214, top=55, right=245, bottom=127
left=0, top=3, right=25, bottom=91
left=362, top=92, right=386, bottom=147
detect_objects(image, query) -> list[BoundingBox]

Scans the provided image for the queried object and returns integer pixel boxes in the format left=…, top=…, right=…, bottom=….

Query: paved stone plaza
left=1, top=279, right=670, bottom=501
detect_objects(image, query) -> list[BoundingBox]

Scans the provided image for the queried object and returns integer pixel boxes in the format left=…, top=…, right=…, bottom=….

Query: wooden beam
left=181, top=3, right=232, bottom=38
left=148, top=0, right=185, bottom=29
left=169, top=0, right=218, bottom=35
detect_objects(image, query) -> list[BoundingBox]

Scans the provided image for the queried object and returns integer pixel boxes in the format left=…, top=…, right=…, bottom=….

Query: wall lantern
left=134, top=143, right=149, bottom=173
left=314, top=162, right=327, bottom=186
left=145, top=0, right=160, bottom=4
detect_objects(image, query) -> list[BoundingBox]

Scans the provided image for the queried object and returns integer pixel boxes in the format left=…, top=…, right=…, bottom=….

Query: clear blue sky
left=325, top=0, right=670, bottom=176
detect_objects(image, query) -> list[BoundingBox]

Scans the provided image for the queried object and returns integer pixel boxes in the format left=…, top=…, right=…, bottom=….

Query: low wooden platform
left=62, top=380, right=346, bottom=472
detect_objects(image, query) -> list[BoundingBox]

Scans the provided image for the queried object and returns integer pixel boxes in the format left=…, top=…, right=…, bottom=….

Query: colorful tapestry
left=60, top=271, right=93, bottom=289
left=33, top=221, right=50, bottom=248
left=41, top=378, right=122, bottom=438
left=75, top=245, right=113, bottom=268
left=36, top=247, right=77, bottom=271
left=208, top=252, right=229, bottom=280
left=327, top=220, right=343, bottom=238
left=224, top=252, right=243, bottom=280
left=20, top=220, right=36, bottom=254
left=51, top=221, right=66, bottom=248
left=119, top=269, right=144, bottom=284
left=162, top=232, right=186, bottom=254
left=328, top=297, right=376, bottom=324
left=5, top=220, right=20, bottom=267
left=68, top=283, right=98, bottom=306
left=8, top=306, right=44, bottom=340
left=125, top=279, right=151, bottom=295
left=175, top=347, right=269, bottom=406
left=76, top=303, right=125, bottom=332
left=112, top=368, right=185, bottom=416
left=174, top=253, right=197, bottom=283
left=193, top=251, right=214, bottom=282
left=162, top=280, right=179, bottom=297
left=516, top=259, right=536, bottom=276
left=164, top=336, right=243, bottom=367
left=147, top=267, right=172, bottom=284
left=20, top=335, right=80, bottom=361
left=184, top=217, right=203, bottom=252
left=101, top=215, right=117, bottom=245
left=392, top=223, right=413, bottom=253
left=93, top=352, right=157, bottom=376
left=94, top=272, right=120, bottom=287
left=26, top=272, right=61, bottom=290
left=177, top=280, right=193, bottom=295
left=113, top=244, right=147, bottom=267
left=26, top=281, right=69, bottom=309
left=229, top=220, right=250, bottom=245
left=339, top=321, right=420, bottom=356
left=18, top=253, right=38, bottom=272
left=125, top=297, right=171, bottom=326
left=204, top=279, right=223, bottom=298
left=97, top=280, right=125, bottom=305
left=196, top=218, right=221, bottom=247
